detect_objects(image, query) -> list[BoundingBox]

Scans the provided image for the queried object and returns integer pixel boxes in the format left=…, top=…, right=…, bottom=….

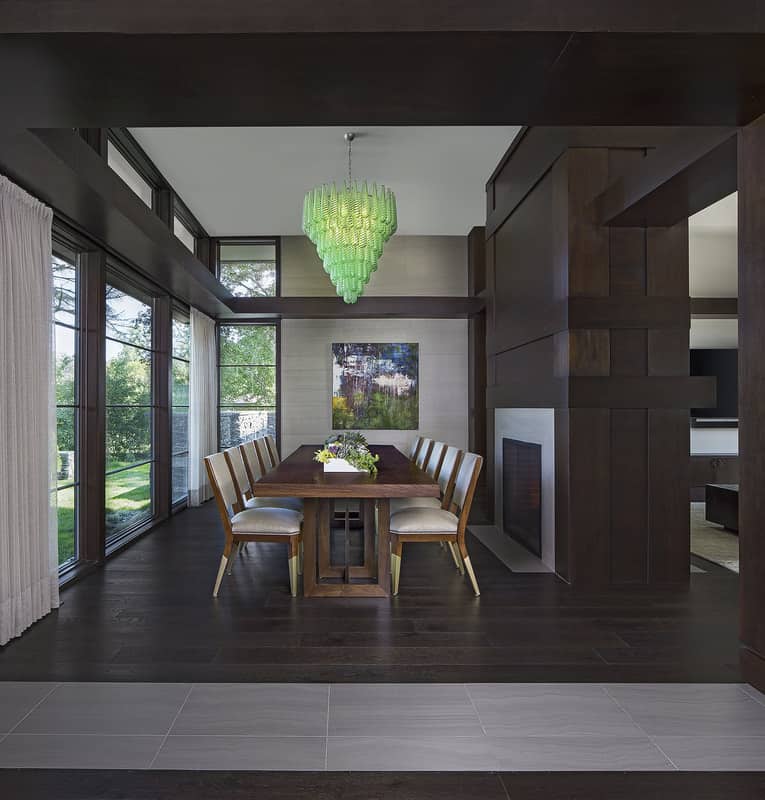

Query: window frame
left=216, top=320, right=281, bottom=454
left=103, top=264, right=160, bottom=551
left=170, top=303, right=191, bottom=510
left=215, top=237, right=281, bottom=298
left=52, top=237, right=81, bottom=573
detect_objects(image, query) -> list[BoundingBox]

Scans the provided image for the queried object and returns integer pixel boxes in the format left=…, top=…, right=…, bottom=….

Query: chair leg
left=227, top=544, right=239, bottom=575
left=213, top=541, right=233, bottom=597
left=288, top=538, right=299, bottom=597
left=391, top=540, right=403, bottom=595
left=447, top=541, right=464, bottom=574
left=459, top=542, right=480, bottom=596
left=298, top=540, right=304, bottom=576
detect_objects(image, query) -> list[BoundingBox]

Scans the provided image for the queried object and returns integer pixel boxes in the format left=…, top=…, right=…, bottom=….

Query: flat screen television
left=690, top=348, right=738, bottom=423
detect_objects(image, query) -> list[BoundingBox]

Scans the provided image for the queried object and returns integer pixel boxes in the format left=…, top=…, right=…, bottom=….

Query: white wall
left=281, top=235, right=467, bottom=297
left=281, top=318, right=468, bottom=456
left=494, top=408, right=556, bottom=570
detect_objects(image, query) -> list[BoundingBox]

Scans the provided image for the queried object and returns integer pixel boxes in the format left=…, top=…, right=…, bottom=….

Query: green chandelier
left=303, top=133, right=397, bottom=304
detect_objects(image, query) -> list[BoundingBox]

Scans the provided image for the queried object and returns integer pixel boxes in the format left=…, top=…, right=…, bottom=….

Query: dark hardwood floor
left=1, top=771, right=764, bottom=800
left=0, top=503, right=742, bottom=683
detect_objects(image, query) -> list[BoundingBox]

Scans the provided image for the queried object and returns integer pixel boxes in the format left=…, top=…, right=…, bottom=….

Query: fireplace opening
left=502, top=438, right=542, bottom=557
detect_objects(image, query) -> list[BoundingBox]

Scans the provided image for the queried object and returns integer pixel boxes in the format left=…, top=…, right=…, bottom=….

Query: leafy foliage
left=314, top=431, right=380, bottom=474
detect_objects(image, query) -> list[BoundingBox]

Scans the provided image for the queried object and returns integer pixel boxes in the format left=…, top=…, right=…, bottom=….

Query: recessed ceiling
left=130, top=126, right=521, bottom=236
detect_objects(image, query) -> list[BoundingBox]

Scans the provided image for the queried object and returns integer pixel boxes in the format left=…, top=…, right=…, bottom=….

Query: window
left=174, top=215, right=196, bottom=253
left=218, top=239, right=278, bottom=297
left=171, top=311, right=190, bottom=505
left=53, top=250, right=79, bottom=568
left=107, top=139, right=154, bottom=208
left=105, top=282, right=154, bottom=542
left=218, top=324, right=277, bottom=449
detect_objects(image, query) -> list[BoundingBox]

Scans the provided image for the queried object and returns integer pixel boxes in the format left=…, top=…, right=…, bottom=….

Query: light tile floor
left=0, top=682, right=764, bottom=771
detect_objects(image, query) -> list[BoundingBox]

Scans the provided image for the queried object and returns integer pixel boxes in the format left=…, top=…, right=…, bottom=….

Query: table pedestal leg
left=302, top=498, right=319, bottom=597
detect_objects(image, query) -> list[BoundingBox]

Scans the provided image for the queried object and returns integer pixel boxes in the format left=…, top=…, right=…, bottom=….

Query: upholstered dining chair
left=205, top=453, right=303, bottom=597
left=390, top=445, right=462, bottom=515
left=424, top=441, right=447, bottom=479
left=414, top=438, right=433, bottom=470
left=408, top=435, right=424, bottom=461
left=254, top=437, right=273, bottom=474
left=389, top=452, right=484, bottom=596
left=229, top=443, right=302, bottom=512
left=265, top=434, right=281, bottom=467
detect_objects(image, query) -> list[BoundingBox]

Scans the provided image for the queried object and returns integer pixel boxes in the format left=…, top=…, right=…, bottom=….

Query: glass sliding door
left=218, top=324, right=278, bottom=448
left=171, top=311, right=190, bottom=505
left=53, top=251, right=80, bottom=568
left=105, top=282, right=154, bottom=542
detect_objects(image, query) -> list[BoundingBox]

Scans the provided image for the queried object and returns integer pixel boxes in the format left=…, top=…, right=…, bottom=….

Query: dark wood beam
left=595, top=128, right=738, bottom=228
left=0, top=127, right=231, bottom=317
left=691, top=298, right=738, bottom=317
left=1, top=34, right=764, bottom=128
left=1, top=1, right=762, bottom=34
left=222, top=296, right=485, bottom=319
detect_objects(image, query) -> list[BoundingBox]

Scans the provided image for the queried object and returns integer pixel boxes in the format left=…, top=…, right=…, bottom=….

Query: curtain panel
left=189, top=308, right=217, bottom=506
left=0, top=175, right=59, bottom=645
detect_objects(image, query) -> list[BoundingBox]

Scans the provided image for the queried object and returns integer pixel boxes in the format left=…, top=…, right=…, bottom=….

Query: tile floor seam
left=602, top=686, right=679, bottom=771
left=148, top=682, right=195, bottom=769
left=464, top=683, right=488, bottom=735
left=1, top=682, right=61, bottom=743
left=739, top=684, right=765, bottom=708
left=324, top=684, right=330, bottom=771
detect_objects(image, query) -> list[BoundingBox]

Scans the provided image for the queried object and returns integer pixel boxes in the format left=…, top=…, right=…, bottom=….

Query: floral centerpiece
left=314, top=432, right=379, bottom=474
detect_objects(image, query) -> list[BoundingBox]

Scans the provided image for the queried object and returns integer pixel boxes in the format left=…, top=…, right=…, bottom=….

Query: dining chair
left=408, top=436, right=424, bottom=461
left=414, top=438, right=433, bottom=470
left=424, top=441, right=447, bottom=479
left=389, top=452, right=484, bottom=596
left=205, top=452, right=303, bottom=597
left=265, top=434, right=281, bottom=467
left=254, top=437, right=273, bottom=474
left=390, top=445, right=462, bottom=515
left=230, top=443, right=302, bottom=512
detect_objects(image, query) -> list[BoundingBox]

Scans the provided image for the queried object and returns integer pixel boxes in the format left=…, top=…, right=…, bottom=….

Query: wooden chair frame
left=409, top=435, right=425, bottom=462
left=205, top=454, right=302, bottom=598
left=264, top=434, right=280, bottom=467
left=390, top=453, right=484, bottom=597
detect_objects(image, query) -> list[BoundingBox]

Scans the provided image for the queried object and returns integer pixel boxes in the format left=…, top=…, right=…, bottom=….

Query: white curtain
left=0, top=176, right=59, bottom=646
left=189, top=307, right=218, bottom=506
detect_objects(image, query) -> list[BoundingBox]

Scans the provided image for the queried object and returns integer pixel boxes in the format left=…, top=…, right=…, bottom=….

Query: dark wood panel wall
left=738, top=113, right=765, bottom=692
left=486, top=131, right=713, bottom=587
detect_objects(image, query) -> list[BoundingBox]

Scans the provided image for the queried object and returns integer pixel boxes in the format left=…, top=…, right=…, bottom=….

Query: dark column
left=153, top=294, right=171, bottom=522
left=486, top=132, right=712, bottom=587
left=738, top=114, right=765, bottom=692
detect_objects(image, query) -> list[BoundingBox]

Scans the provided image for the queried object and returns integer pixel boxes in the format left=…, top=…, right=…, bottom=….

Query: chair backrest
left=265, top=434, right=280, bottom=466
left=204, top=452, right=238, bottom=522
left=436, top=445, right=462, bottom=506
left=414, top=438, right=432, bottom=469
left=409, top=436, right=424, bottom=460
left=224, top=446, right=251, bottom=511
left=451, top=452, right=483, bottom=533
left=254, top=438, right=272, bottom=473
left=240, top=439, right=264, bottom=487
left=425, top=441, right=446, bottom=479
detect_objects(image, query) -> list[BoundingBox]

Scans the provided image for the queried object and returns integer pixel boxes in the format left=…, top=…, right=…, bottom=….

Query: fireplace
left=502, top=438, right=542, bottom=557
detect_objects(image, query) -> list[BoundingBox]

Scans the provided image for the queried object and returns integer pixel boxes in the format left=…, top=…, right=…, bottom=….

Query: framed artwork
left=332, top=343, right=419, bottom=430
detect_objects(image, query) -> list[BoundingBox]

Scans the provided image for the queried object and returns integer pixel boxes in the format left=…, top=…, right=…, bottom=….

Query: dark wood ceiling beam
left=594, top=128, right=738, bottom=228
left=222, top=296, right=485, bottom=319
left=691, top=298, right=738, bottom=317
left=0, top=127, right=232, bottom=316
left=1, top=1, right=762, bottom=34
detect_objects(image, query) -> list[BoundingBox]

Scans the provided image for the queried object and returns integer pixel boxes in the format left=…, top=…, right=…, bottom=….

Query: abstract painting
left=332, top=343, right=419, bottom=430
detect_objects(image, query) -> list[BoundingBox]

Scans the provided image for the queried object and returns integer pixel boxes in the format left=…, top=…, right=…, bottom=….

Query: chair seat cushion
left=390, top=497, right=441, bottom=515
left=246, top=496, right=303, bottom=512
left=231, top=507, right=302, bottom=534
left=389, top=507, right=459, bottom=533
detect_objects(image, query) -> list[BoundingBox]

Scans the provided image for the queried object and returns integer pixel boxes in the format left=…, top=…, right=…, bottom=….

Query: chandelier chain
left=347, top=135, right=353, bottom=185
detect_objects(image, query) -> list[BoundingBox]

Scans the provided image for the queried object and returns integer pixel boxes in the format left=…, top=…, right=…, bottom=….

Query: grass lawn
left=56, top=462, right=152, bottom=565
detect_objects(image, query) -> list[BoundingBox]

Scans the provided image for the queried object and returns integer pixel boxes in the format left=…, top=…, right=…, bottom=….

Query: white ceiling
left=130, top=126, right=522, bottom=236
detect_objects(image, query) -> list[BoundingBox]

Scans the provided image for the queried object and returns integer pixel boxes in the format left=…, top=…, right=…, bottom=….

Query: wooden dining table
left=250, top=444, right=440, bottom=597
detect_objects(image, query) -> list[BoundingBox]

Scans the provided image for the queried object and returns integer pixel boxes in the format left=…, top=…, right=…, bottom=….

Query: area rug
left=690, top=502, right=739, bottom=573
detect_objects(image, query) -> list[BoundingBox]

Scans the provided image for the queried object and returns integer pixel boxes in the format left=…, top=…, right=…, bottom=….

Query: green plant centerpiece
left=314, top=432, right=380, bottom=474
